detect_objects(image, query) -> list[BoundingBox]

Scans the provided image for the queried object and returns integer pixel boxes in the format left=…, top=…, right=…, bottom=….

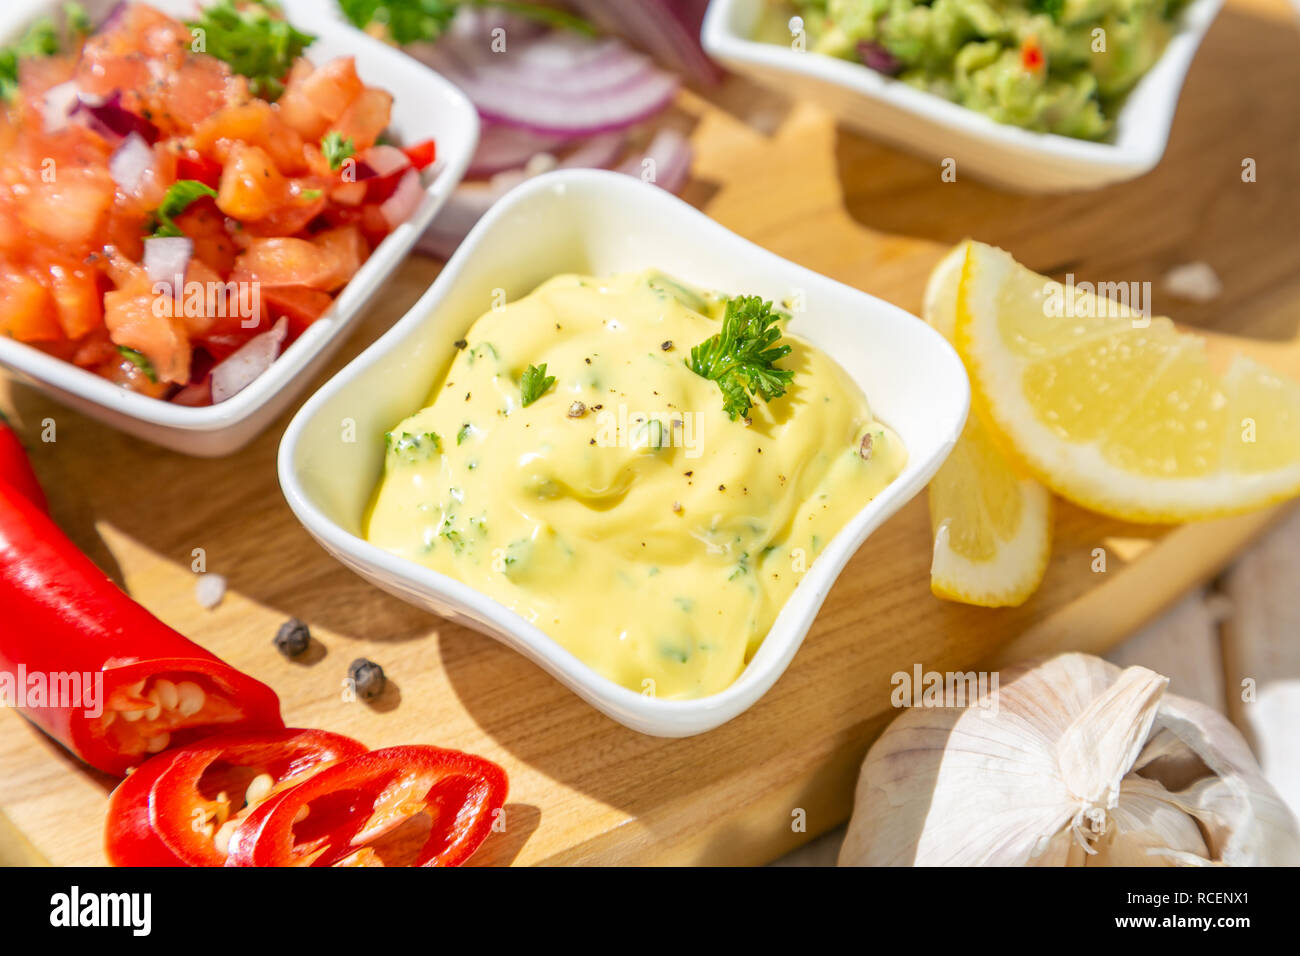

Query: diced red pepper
left=402, top=138, right=437, bottom=171
left=1021, top=38, right=1045, bottom=73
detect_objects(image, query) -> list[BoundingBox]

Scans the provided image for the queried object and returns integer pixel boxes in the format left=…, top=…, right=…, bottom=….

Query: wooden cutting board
left=2, top=0, right=1298, bottom=867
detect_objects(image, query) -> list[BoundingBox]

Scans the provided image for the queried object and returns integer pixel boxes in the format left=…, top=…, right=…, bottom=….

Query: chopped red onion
left=42, top=81, right=81, bottom=134
left=379, top=169, right=424, bottom=229
left=108, top=132, right=155, bottom=195
left=857, top=41, right=903, bottom=77
left=143, top=237, right=193, bottom=293
left=73, top=90, right=160, bottom=144
left=210, top=318, right=288, bottom=404
left=355, top=144, right=411, bottom=181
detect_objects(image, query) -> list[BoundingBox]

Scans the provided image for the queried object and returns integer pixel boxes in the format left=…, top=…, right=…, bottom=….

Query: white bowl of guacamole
left=278, top=169, right=969, bottom=736
left=703, top=0, right=1224, bottom=191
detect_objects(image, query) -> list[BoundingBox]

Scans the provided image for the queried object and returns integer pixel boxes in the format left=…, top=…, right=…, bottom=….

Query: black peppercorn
left=348, top=658, right=386, bottom=701
left=273, top=618, right=311, bottom=658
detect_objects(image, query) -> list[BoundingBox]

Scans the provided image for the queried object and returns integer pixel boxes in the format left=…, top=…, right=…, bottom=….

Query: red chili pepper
left=103, top=749, right=187, bottom=867
left=0, top=412, right=47, bottom=512
left=106, top=729, right=367, bottom=867
left=401, top=138, right=437, bottom=171
left=0, top=484, right=283, bottom=776
left=226, top=746, right=507, bottom=867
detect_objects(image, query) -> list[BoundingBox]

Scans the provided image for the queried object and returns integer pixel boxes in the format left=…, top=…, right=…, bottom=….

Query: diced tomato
left=70, top=328, right=119, bottom=370
left=358, top=203, right=394, bottom=247
left=193, top=102, right=306, bottom=176
left=330, top=88, right=393, bottom=152
left=94, top=350, right=173, bottom=398
left=47, top=261, right=103, bottom=340
left=103, top=288, right=191, bottom=385
left=310, top=226, right=367, bottom=291
left=230, top=237, right=342, bottom=290
left=174, top=199, right=239, bottom=277
left=241, top=181, right=327, bottom=238
left=402, top=139, right=437, bottom=171
left=0, top=271, right=60, bottom=342
left=216, top=143, right=289, bottom=221
left=262, top=286, right=333, bottom=337
left=155, top=54, right=242, bottom=135
left=297, top=57, right=364, bottom=124
left=279, top=57, right=365, bottom=141
left=18, top=170, right=114, bottom=247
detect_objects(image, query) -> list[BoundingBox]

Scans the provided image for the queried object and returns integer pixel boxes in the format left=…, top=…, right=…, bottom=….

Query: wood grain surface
left=1, top=0, right=1298, bottom=866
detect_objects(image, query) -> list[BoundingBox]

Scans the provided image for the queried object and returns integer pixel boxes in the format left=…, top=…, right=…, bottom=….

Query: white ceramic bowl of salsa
left=0, top=0, right=479, bottom=456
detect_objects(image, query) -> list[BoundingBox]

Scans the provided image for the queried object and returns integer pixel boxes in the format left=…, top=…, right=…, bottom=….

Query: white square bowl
left=0, top=0, right=479, bottom=456
left=702, top=0, right=1224, bottom=193
left=278, top=168, right=969, bottom=736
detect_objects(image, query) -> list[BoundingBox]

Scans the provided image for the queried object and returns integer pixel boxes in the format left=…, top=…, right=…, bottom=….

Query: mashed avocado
left=768, top=0, right=1188, bottom=139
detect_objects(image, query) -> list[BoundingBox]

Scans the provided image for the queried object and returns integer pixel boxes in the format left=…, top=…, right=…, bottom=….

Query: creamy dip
left=366, top=271, right=905, bottom=699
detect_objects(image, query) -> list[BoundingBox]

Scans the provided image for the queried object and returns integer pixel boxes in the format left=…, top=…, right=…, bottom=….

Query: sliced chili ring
left=147, top=728, right=369, bottom=866
left=104, top=751, right=188, bottom=867
left=226, top=746, right=507, bottom=867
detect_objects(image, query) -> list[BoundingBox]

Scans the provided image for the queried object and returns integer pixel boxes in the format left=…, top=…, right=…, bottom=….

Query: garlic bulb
left=839, top=653, right=1300, bottom=866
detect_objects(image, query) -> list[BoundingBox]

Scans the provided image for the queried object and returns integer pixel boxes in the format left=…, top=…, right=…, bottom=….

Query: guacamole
left=768, top=0, right=1188, bottom=139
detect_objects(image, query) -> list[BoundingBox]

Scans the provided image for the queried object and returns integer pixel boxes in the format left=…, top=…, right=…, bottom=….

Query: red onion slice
left=414, top=25, right=679, bottom=137
left=379, top=169, right=424, bottom=229
left=617, top=127, right=692, bottom=194
left=210, top=317, right=289, bottom=404
left=567, top=0, right=723, bottom=87
left=558, top=131, right=627, bottom=170
left=416, top=128, right=687, bottom=261
left=143, top=237, right=193, bottom=290
left=468, top=123, right=572, bottom=178
left=108, top=132, right=155, bottom=195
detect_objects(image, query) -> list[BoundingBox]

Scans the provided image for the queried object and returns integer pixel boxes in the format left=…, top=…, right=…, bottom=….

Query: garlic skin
left=839, top=653, right=1300, bottom=866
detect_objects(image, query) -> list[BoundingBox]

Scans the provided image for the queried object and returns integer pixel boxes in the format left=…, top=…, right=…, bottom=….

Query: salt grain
left=195, top=573, right=227, bottom=609
left=1163, top=261, right=1222, bottom=303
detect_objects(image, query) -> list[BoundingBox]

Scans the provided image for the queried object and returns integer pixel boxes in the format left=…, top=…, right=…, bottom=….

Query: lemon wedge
left=924, top=241, right=1052, bottom=607
left=954, top=241, right=1300, bottom=523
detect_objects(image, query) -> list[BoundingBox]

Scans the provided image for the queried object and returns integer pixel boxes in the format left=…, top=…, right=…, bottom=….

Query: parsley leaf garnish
left=337, top=0, right=593, bottom=44
left=0, top=10, right=70, bottom=102
left=147, top=180, right=218, bottom=238
left=321, top=131, right=355, bottom=171
left=687, top=295, right=794, bottom=421
left=519, top=363, right=555, bottom=407
left=188, top=0, right=316, bottom=101
left=117, top=346, right=157, bottom=383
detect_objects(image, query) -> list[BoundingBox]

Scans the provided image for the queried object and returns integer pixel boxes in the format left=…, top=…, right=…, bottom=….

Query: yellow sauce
left=365, top=271, right=906, bottom=699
